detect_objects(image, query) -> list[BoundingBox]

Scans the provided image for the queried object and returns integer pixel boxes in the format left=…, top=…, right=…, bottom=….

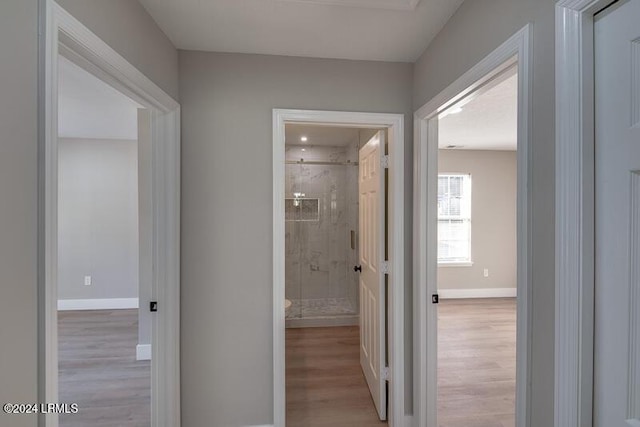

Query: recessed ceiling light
left=300, top=136, right=308, bottom=142
left=301, top=148, right=306, bottom=152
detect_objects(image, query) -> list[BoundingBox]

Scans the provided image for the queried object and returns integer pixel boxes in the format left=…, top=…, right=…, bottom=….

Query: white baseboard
left=136, top=344, right=151, bottom=361
left=439, top=288, right=517, bottom=299
left=57, top=298, right=139, bottom=311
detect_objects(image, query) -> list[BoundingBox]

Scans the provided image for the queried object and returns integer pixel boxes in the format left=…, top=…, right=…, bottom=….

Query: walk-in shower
left=284, top=125, right=369, bottom=327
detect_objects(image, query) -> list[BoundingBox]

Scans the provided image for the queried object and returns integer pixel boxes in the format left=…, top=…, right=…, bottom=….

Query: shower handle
left=353, top=265, right=362, bottom=273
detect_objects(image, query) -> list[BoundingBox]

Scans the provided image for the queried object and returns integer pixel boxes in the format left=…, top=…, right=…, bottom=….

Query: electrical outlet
left=84, top=275, right=92, bottom=286
left=483, top=268, right=489, bottom=278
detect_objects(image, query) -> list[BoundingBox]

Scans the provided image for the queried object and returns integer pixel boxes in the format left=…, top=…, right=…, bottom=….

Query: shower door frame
left=272, top=109, right=406, bottom=427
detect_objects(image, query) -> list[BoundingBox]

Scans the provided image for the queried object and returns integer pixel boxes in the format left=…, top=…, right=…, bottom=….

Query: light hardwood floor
left=286, top=299, right=516, bottom=427
left=57, top=300, right=514, bottom=427
left=286, top=326, right=387, bottom=427
left=438, top=298, right=516, bottom=427
left=58, top=309, right=150, bottom=427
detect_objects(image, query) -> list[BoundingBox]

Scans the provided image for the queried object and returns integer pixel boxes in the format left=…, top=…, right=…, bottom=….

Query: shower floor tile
left=286, top=297, right=356, bottom=319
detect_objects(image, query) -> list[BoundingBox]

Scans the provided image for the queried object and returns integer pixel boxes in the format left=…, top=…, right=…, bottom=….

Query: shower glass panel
left=285, top=143, right=359, bottom=323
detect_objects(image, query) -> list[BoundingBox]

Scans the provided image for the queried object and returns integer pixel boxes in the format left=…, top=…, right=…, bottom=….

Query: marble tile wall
left=285, top=144, right=359, bottom=317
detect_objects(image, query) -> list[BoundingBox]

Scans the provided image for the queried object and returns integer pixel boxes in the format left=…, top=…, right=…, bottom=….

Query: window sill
left=438, top=261, right=474, bottom=268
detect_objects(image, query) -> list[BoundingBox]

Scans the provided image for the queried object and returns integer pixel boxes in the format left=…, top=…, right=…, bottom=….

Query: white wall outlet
left=483, top=268, right=489, bottom=278
left=84, top=275, right=92, bottom=286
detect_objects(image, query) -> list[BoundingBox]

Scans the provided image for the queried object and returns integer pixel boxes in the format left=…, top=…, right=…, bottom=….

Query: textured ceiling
left=439, top=70, right=518, bottom=151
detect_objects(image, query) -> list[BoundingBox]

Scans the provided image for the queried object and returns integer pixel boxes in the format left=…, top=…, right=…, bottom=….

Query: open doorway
left=284, top=125, right=387, bottom=426
left=273, top=109, right=405, bottom=427
left=413, top=25, right=531, bottom=427
left=41, top=4, right=181, bottom=426
left=436, top=67, right=518, bottom=426
left=56, top=55, right=152, bottom=426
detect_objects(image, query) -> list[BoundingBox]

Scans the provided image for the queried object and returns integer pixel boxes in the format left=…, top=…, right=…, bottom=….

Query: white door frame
left=38, top=2, right=181, bottom=426
left=413, top=25, right=532, bottom=427
left=554, top=1, right=617, bottom=426
left=272, top=109, right=405, bottom=427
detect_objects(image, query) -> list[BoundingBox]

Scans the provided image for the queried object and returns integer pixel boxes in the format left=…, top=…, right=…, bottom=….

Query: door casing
left=555, top=1, right=622, bottom=426
left=39, top=2, right=181, bottom=426
left=413, top=24, right=532, bottom=427
left=272, top=109, right=405, bottom=427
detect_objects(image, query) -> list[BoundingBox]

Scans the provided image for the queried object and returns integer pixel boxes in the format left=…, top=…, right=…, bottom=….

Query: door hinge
left=432, top=294, right=439, bottom=304
left=382, top=155, right=390, bottom=169
left=382, top=367, right=390, bottom=381
left=150, top=301, right=158, bottom=312
left=381, top=260, right=390, bottom=274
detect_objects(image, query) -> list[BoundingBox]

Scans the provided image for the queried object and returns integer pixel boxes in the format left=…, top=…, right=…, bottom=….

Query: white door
left=358, top=130, right=387, bottom=420
left=595, top=2, right=640, bottom=426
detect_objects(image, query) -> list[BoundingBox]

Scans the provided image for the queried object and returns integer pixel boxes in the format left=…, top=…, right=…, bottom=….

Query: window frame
left=437, top=173, right=473, bottom=266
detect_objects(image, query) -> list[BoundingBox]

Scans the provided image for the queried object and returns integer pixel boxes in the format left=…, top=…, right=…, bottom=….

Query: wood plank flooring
left=57, top=300, right=514, bottom=427
left=58, top=309, right=150, bottom=427
left=286, top=326, right=387, bottom=427
left=438, top=298, right=516, bottom=427
left=286, top=299, right=516, bottom=427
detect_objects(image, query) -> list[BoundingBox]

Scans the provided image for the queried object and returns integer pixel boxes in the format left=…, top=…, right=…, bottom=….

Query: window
left=438, top=174, right=472, bottom=264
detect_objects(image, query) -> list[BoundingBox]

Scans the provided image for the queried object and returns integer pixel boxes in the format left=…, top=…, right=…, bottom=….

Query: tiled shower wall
left=285, top=144, right=359, bottom=317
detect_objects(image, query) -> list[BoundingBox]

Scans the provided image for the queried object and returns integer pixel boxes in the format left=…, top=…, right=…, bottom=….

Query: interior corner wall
left=178, top=51, right=414, bottom=426
left=413, top=0, right=556, bottom=425
left=438, top=149, right=517, bottom=291
left=57, top=138, right=139, bottom=301
left=55, top=0, right=180, bottom=101
left=0, top=1, right=38, bottom=426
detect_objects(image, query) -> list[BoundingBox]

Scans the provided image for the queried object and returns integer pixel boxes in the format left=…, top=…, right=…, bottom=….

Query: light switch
left=483, top=268, right=489, bottom=278
left=84, top=275, right=92, bottom=286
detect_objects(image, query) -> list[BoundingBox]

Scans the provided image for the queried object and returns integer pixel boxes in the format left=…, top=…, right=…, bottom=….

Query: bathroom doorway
left=284, top=125, right=383, bottom=425
left=272, top=109, right=406, bottom=427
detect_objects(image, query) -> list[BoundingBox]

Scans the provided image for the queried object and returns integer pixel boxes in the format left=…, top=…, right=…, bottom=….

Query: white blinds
left=438, top=174, right=471, bottom=262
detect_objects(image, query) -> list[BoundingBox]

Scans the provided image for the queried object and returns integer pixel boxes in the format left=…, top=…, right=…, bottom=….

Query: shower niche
left=284, top=126, right=365, bottom=327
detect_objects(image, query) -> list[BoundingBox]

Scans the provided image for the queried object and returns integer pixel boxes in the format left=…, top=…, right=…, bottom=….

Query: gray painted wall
left=56, top=0, right=179, bottom=101
left=57, top=138, right=139, bottom=301
left=414, top=0, right=556, bottom=424
left=0, top=1, right=38, bottom=426
left=179, top=51, right=413, bottom=426
left=138, top=109, right=153, bottom=347
left=438, top=149, right=517, bottom=291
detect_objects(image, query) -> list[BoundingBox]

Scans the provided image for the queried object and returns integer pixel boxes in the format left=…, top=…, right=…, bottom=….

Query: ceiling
left=58, top=56, right=141, bottom=140
left=438, top=70, right=518, bottom=151
left=285, top=124, right=365, bottom=146
left=138, top=0, right=464, bottom=62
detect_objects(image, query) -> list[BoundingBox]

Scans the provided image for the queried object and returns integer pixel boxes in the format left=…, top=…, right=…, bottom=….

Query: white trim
left=136, top=344, right=152, bottom=361
left=554, top=1, right=612, bottom=426
left=39, top=3, right=181, bottom=427
left=439, top=288, right=517, bottom=299
left=57, top=298, right=139, bottom=310
left=273, top=109, right=405, bottom=427
left=413, top=24, right=532, bottom=427
left=438, top=261, right=473, bottom=267
left=404, top=415, right=414, bottom=427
